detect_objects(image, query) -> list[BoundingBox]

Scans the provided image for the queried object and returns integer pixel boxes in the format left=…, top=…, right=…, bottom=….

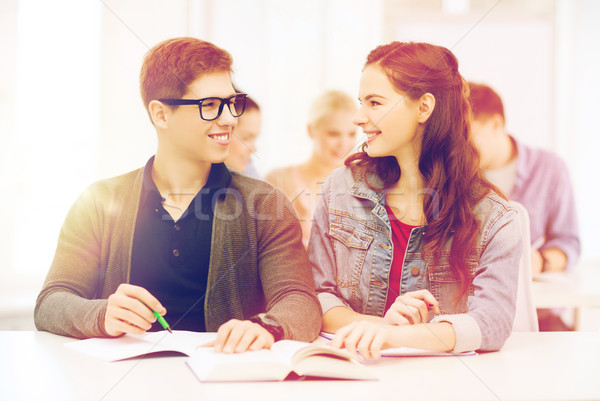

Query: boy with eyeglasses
left=34, top=37, right=322, bottom=352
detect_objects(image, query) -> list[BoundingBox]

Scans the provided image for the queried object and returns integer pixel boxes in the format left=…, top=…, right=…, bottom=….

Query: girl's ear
left=307, top=124, right=315, bottom=139
left=417, top=93, right=436, bottom=124
left=490, top=113, right=505, bottom=130
left=148, top=100, right=169, bottom=129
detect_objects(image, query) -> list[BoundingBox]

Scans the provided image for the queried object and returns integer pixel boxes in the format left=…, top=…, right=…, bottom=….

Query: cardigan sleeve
left=254, top=188, right=323, bottom=342
left=34, top=185, right=112, bottom=338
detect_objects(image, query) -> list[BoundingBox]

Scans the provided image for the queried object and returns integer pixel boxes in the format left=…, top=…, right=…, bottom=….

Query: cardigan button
left=411, top=267, right=420, bottom=276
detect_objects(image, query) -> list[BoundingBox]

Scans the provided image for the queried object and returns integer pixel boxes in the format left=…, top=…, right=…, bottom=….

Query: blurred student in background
left=309, top=42, right=521, bottom=358
left=225, top=94, right=262, bottom=178
left=266, top=90, right=357, bottom=247
left=468, top=82, right=580, bottom=331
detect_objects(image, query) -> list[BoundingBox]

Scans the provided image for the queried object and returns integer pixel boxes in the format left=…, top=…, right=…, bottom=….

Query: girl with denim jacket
left=308, top=42, right=522, bottom=358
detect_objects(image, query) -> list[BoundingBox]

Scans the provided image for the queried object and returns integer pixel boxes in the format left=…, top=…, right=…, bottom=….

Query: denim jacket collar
left=348, top=173, right=384, bottom=203
left=348, top=173, right=390, bottom=223
left=349, top=172, right=429, bottom=231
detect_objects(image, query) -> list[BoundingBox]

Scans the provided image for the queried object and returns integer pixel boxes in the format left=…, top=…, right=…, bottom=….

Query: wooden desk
left=1, top=331, right=599, bottom=401
left=532, top=266, right=600, bottom=329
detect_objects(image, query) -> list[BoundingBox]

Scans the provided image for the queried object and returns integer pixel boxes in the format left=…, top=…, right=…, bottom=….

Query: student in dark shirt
left=34, top=37, right=321, bottom=353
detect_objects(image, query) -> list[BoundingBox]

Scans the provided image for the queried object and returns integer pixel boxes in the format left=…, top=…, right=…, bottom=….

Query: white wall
left=384, top=1, right=600, bottom=262
left=97, top=0, right=190, bottom=179
left=0, top=0, right=101, bottom=288
left=568, top=0, right=600, bottom=264
left=0, top=0, right=18, bottom=287
left=191, top=0, right=384, bottom=175
left=386, top=3, right=556, bottom=147
left=0, top=0, right=102, bottom=325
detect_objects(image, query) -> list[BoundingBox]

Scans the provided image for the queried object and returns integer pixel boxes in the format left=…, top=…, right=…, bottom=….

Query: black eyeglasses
left=159, top=93, right=247, bottom=121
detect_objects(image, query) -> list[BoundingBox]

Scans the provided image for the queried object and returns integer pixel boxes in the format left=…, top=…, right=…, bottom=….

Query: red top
left=384, top=203, right=419, bottom=313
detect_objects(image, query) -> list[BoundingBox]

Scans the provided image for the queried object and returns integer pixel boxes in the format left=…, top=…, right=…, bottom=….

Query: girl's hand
left=330, top=321, right=392, bottom=359
left=383, top=289, right=440, bottom=325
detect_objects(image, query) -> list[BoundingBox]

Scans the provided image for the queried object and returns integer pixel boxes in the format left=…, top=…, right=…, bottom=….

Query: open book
left=65, top=330, right=215, bottom=362
left=187, top=340, right=375, bottom=382
left=65, top=331, right=374, bottom=381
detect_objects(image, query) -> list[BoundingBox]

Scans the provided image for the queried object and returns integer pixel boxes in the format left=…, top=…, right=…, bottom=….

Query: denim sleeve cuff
left=431, top=313, right=482, bottom=353
left=318, top=292, right=349, bottom=315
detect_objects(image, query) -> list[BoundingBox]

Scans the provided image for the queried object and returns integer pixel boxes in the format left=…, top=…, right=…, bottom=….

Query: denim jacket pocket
left=429, top=262, right=470, bottom=314
left=328, top=222, right=373, bottom=288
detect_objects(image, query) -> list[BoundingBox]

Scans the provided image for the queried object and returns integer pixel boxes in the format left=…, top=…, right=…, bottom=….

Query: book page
left=271, top=341, right=358, bottom=365
left=270, top=340, right=322, bottom=363
left=187, top=347, right=290, bottom=382
left=380, top=347, right=476, bottom=357
left=292, top=354, right=375, bottom=380
left=65, top=330, right=216, bottom=362
left=271, top=340, right=373, bottom=380
left=187, top=341, right=374, bottom=382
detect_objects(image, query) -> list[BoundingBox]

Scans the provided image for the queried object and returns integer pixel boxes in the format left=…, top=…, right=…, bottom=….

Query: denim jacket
left=308, top=167, right=522, bottom=352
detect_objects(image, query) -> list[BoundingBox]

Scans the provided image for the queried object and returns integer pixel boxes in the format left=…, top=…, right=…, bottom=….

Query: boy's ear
left=148, top=100, right=168, bottom=129
left=417, top=93, right=436, bottom=123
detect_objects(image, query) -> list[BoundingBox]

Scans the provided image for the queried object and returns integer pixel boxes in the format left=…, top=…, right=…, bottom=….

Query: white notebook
left=65, top=330, right=215, bottom=361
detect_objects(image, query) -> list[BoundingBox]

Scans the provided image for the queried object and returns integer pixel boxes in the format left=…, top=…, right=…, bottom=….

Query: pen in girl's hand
left=427, top=301, right=440, bottom=314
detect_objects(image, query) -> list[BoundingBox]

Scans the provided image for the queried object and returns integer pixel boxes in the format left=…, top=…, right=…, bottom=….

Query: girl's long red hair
left=346, top=42, right=501, bottom=298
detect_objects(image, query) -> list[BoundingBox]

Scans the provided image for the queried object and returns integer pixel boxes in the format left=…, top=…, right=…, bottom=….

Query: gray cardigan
left=34, top=166, right=322, bottom=340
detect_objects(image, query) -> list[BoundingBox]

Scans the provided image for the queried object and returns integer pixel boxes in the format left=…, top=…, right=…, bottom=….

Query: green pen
left=140, top=300, right=172, bottom=333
